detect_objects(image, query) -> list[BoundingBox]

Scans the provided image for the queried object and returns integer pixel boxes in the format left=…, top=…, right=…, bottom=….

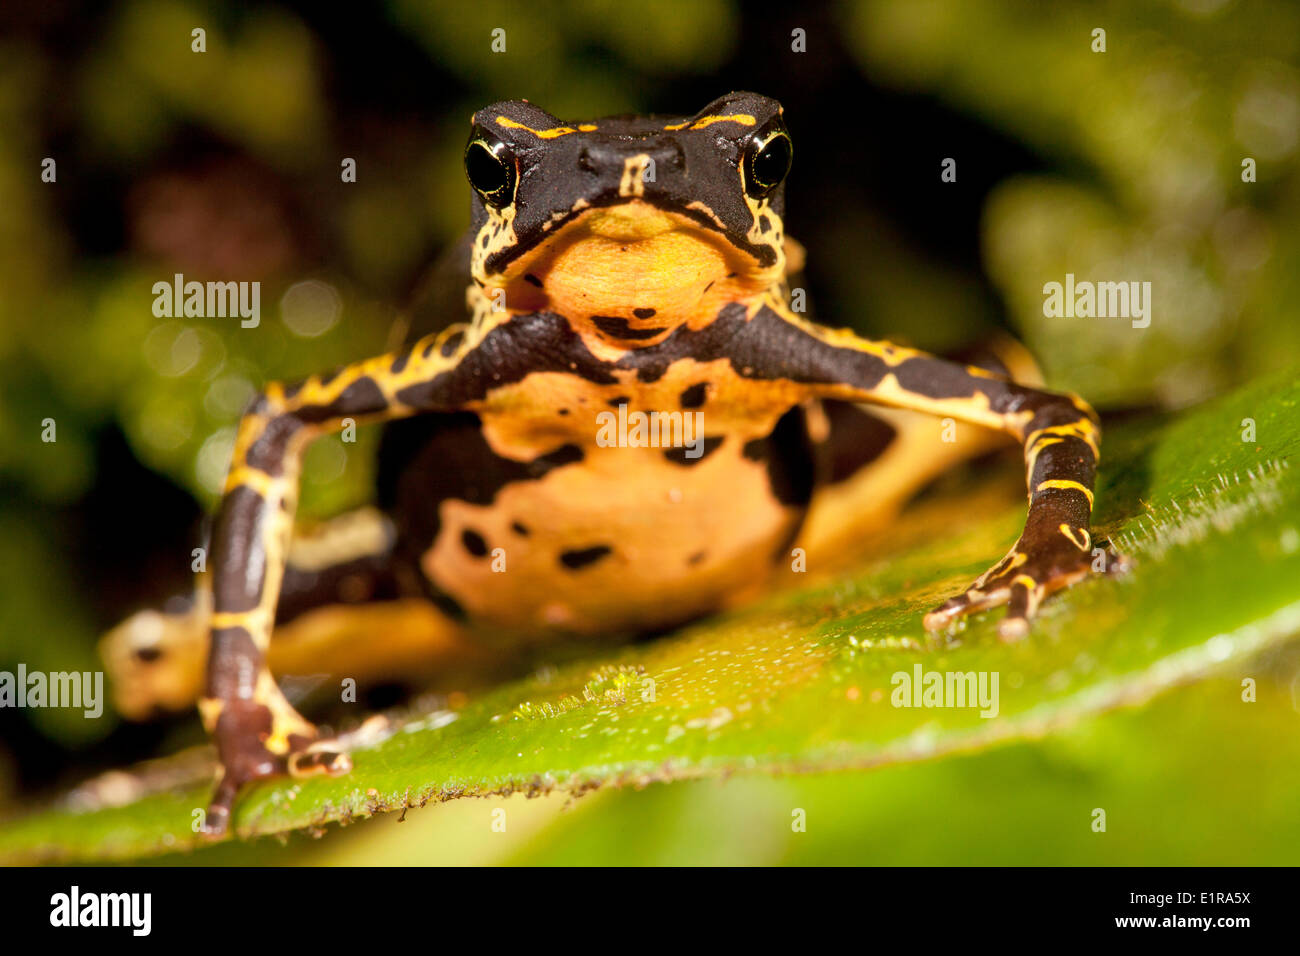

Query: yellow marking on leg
left=267, top=369, right=369, bottom=416
left=210, top=609, right=273, bottom=631
left=806, top=325, right=923, bottom=366
left=976, top=549, right=1027, bottom=586
left=431, top=323, right=470, bottom=358
left=1071, top=394, right=1099, bottom=418
left=1025, top=420, right=1100, bottom=459
left=764, top=306, right=1042, bottom=435
left=258, top=671, right=315, bottom=753
left=1060, top=524, right=1091, bottom=551
left=1003, top=575, right=1044, bottom=638
left=1034, top=479, right=1095, bottom=507
left=204, top=328, right=493, bottom=814
left=1024, top=435, right=1065, bottom=477
left=198, top=696, right=224, bottom=732
left=223, top=466, right=277, bottom=497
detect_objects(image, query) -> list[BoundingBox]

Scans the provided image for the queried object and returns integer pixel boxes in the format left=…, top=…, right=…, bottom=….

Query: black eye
left=743, top=131, right=792, bottom=199
left=465, top=138, right=516, bottom=207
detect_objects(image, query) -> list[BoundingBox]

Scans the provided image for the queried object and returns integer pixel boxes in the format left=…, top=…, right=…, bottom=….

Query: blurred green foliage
left=845, top=0, right=1300, bottom=407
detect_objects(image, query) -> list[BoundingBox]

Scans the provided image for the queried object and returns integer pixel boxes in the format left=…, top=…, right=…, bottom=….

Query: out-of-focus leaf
left=843, top=0, right=1300, bottom=407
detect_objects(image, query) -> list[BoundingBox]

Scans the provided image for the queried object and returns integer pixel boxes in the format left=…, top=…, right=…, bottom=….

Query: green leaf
left=2, top=370, right=1298, bottom=863
left=496, top=674, right=1300, bottom=866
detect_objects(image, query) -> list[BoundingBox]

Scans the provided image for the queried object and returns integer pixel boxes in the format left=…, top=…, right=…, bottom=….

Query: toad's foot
left=202, top=698, right=351, bottom=837
left=924, top=527, right=1126, bottom=641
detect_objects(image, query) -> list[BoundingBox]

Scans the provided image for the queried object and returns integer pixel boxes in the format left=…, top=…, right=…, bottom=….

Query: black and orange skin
left=192, top=93, right=1108, bottom=833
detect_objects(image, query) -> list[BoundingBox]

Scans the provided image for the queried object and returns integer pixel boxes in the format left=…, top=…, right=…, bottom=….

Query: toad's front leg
left=201, top=322, right=481, bottom=835
left=733, top=303, right=1119, bottom=640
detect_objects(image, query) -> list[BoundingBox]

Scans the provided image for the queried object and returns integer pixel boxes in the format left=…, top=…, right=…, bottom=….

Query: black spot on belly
left=741, top=407, right=816, bottom=507
left=461, top=529, right=488, bottom=557
left=377, top=411, right=586, bottom=587
left=511, top=521, right=530, bottom=536
left=818, top=400, right=897, bottom=484
left=633, top=307, right=656, bottom=319
left=663, top=435, right=725, bottom=465
left=607, top=395, right=629, bottom=407
left=543, top=445, right=584, bottom=468
left=688, top=551, right=706, bottom=566
left=559, top=545, right=612, bottom=570
left=680, top=382, right=708, bottom=408
left=558, top=408, right=570, bottom=416
left=524, top=273, right=544, bottom=288
left=593, top=315, right=666, bottom=340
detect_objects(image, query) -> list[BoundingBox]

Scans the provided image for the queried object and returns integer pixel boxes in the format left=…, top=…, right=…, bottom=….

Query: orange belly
left=420, top=437, right=802, bottom=638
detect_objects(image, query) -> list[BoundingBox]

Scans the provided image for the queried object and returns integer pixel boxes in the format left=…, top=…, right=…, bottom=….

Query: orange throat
left=494, top=202, right=777, bottom=344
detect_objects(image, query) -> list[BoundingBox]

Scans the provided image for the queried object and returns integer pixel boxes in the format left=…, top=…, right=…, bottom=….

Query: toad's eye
left=465, top=138, right=516, bottom=208
left=742, top=130, right=792, bottom=200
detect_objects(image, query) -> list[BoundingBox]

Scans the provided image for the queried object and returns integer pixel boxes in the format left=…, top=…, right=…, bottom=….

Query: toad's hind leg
left=797, top=339, right=1040, bottom=564
left=100, top=506, right=475, bottom=722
